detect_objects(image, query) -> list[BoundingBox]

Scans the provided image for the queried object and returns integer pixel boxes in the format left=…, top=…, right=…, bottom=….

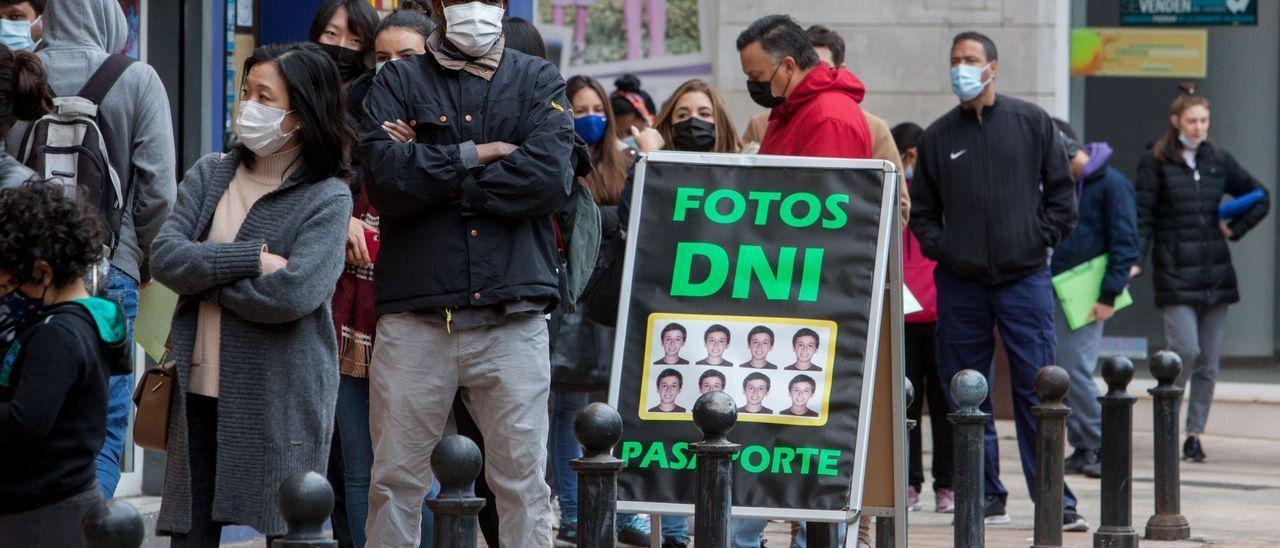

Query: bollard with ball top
left=274, top=471, right=337, bottom=547
left=948, top=369, right=990, bottom=548
left=427, top=434, right=486, bottom=548
left=1145, top=351, right=1190, bottom=541
left=81, top=499, right=145, bottom=548
left=1032, top=365, right=1071, bottom=548
left=571, top=402, right=625, bottom=548
left=1095, top=356, right=1139, bottom=548
left=692, top=390, right=741, bottom=548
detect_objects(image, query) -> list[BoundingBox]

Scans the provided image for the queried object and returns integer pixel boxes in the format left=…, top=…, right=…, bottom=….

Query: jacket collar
left=770, top=63, right=866, bottom=122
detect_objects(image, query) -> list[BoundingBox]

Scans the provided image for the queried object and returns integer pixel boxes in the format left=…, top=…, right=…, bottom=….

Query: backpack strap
left=77, top=54, right=135, bottom=105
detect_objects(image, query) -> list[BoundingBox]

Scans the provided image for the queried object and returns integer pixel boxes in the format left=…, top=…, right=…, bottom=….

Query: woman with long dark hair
left=309, top=0, right=379, bottom=86
left=1134, top=83, right=1269, bottom=463
left=151, top=42, right=353, bottom=546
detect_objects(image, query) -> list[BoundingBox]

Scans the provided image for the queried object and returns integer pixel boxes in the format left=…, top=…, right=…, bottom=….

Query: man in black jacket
left=909, top=31, right=1085, bottom=531
left=359, top=1, right=574, bottom=545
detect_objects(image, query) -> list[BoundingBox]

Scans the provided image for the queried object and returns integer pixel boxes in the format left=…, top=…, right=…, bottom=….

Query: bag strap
left=77, top=54, right=135, bottom=105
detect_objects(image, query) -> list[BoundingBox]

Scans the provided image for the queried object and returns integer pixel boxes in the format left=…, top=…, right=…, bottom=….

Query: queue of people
left=0, top=3, right=1271, bottom=548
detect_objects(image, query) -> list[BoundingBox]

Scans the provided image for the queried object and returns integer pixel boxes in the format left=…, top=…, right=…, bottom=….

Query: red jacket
left=758, top=64, right=873, bottom=159
left=902, top=178, right=938, bottom=323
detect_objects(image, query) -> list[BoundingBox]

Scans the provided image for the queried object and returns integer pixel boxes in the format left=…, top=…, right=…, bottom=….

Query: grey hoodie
left=6, top=0, right=176, bottom=283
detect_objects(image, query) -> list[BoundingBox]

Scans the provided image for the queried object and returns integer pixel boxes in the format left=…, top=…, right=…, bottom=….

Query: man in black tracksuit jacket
left=358, top=6, right=574, bottom=544
left=909, top=32, right=1085, bottom=530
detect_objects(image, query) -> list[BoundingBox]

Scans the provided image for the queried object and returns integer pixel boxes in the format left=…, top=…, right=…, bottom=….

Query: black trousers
left=170, top=394, right=228, bottom=548
left=905, top=322, right=955, bottom=490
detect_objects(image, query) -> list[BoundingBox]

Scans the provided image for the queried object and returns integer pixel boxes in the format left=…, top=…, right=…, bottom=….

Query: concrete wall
left=711, top=0, right=1070, bottom=132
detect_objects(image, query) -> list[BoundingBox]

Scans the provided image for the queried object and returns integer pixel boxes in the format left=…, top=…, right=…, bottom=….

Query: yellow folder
left=1052, top=254, right=1133, bottom=331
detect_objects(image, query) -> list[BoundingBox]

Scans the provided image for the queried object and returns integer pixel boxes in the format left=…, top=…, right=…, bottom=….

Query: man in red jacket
left=737, top=14, right=872, bottom=159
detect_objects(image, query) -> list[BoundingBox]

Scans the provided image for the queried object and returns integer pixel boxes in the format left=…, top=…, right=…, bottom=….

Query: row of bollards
left=946, top=351, right=1191, bottom=548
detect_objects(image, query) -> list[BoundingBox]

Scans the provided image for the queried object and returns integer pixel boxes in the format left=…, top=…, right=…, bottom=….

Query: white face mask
left=237, top=101, right=296, bottom=156
left=1178, top=132, right=1203, bottom=149
left=443, top=2, right=505, bottom=57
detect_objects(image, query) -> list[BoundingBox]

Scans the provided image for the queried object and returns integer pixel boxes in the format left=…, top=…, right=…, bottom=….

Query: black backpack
left=18, top=54, right=135, bottom=257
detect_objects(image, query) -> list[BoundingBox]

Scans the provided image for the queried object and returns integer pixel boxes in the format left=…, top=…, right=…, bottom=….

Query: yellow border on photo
left=638, top=312, right=839, bottom=427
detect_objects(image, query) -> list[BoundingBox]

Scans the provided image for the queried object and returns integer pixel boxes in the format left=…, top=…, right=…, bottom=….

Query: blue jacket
left=1050, top=143, right=1138, bottom=305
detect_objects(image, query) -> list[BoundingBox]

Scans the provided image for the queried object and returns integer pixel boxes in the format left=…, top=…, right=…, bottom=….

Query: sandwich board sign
left=608, top=151, right=902, bottom=523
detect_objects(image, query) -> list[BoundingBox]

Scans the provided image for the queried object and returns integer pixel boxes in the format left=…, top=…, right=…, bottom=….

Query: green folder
left=1052, top=254, right=1133, bottom=331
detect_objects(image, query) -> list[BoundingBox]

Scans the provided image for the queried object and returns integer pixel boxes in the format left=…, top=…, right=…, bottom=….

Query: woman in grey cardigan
left=150, top=43, right=353, bottom=545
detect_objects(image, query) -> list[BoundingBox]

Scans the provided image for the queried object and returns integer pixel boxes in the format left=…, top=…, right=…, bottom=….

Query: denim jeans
left=549, top=390, right=689, bottom=542
left=336, top=374, right=437, bottom=547
left=97, top=267, right=137, bottom=497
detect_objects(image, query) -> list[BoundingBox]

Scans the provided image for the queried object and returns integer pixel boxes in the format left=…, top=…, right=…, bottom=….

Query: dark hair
left=1052, top=118, right=1082, bottom=158
left=735, top=14, right=820, bottom=70
left=0, top=183, right=102, bottom=287
left=704, top=324, right=731, bottom=342
left=743, top=371, right=771, bottom=390
left=238, top=42, right=355, bottom=183
left=653, top=79, right=742, bottom=154
left=566, top=74, right=627, bottom=205
left=747, top=325, right=775, bottom=344
left=657, top=368, right=683, bottom=388
left=698, top=369, right=726, bottom=387
left=309, top=0, right=380, bottom=65
left=952, top=31, right=998, bottom=63
left=890, top=122, right=924, bottom=157
left=791, top=328, right=819, bottom=348
left=660, top=322, right=687, bottom=340
left=788, top=374, right=816, bottom=391
left=611, top=74, right=657, bottom=122
left=805, top=25, right=845, bottom=67
left=0, top=44, right=51, bottom=131
left=1153, top=82, right=1210, bottom=164
left=503, top=17, right=546, bottom=59
left=0, top=0, right=42, bottom=14
left=398, top=0, right=432, bottom=16
left=378, top=2, right=436, bottom=41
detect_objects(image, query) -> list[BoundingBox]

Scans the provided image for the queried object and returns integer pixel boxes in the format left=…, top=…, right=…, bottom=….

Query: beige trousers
left=365, top=312, right=553, bottom=547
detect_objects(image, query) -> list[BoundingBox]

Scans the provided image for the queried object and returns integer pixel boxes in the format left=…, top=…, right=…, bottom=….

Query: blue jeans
left=97, top=267, right=137, bottom=498
left=337, top=374, right=438, bottom=547
left=549, top=390, right=689, bottom=542
left=934, top=267, right=1077, bottom=508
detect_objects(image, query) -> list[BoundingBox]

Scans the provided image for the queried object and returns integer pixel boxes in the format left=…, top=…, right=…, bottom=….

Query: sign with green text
left=608, top=152, right=896, bottom=521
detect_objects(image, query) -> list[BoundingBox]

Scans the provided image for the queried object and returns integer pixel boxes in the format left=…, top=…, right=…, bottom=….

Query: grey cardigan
left=150, top=150, right=351, bottom=535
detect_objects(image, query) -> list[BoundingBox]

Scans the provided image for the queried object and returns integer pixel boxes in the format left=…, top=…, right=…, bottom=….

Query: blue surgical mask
left=950, top=63, right=991, bottom=102
left=903, top=166, right=914, bottom=182
left=574, top=114, right=608, bottom=146
left=0, top=19, right=35, bottom=52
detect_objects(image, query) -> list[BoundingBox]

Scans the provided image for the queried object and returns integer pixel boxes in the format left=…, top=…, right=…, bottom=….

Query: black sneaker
left=1064, top=447, right=1090, bottom=474
left=555, top=521, right=578, bottom=546
left=1183, top=436, right=1206, bottom=463
left=661, top=538, right=689, bottom=548
left=1063, top=508, right=1089, bottom=532
left=984, top=495, right=1011, bottom=524
left=1082, top=449, right=1103, bottom=478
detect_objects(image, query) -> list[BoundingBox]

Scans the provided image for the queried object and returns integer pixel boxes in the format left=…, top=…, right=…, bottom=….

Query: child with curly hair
left=0, top=182, right=130, bottom=547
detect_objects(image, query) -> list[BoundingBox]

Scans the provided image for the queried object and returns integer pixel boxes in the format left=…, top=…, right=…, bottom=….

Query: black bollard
left=1095, top=357, right=1139, bottom=548
left=571, top=402, right=625, bottom=548
left=691, top=390, right=741, bottom=548
left=948, top=369, right=990, bottom=548
left=81, top=499, right=145, bottom=548
left=275, top=471, right=338, bottom=547
left=1145, top=351, right=1190, bottom=541
left=426, top=435, right=485, bottom=548
left=1032, top=366, right=1071, bottom=548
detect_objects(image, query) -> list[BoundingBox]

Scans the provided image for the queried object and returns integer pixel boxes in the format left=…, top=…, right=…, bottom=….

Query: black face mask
left=317, top=42, right=367, bottom=83
left=672, top=118, right=717, bottom=152
left=746, top=62, right=786, bottom=109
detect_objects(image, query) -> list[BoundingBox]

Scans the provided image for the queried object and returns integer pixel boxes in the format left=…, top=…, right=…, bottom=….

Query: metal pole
left=948, top=369, right=990, bottom=548
left=691, top=391, right=741, bottom=548
left=274, top=471, right=338, bottom=547
left=571, top=402, right=625, bottom=548
left=1032, top=366, right=1070, bottom=548
left=81, top=499, right=145, bottom=548
left=1144, top=351, right=1190, bottom=541
left=876, top=379, right=916, bottom=548
left=1094, top=357, right=1139, bottom=548
left=426, top=435, right=486, bottom=548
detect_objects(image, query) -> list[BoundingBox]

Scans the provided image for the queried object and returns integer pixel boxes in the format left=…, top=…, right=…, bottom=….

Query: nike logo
left=950, top=150, right=967, bottom=160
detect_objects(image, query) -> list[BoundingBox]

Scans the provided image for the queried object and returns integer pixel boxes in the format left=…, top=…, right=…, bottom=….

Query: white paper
left=903, top=285, right=923, bottom=315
